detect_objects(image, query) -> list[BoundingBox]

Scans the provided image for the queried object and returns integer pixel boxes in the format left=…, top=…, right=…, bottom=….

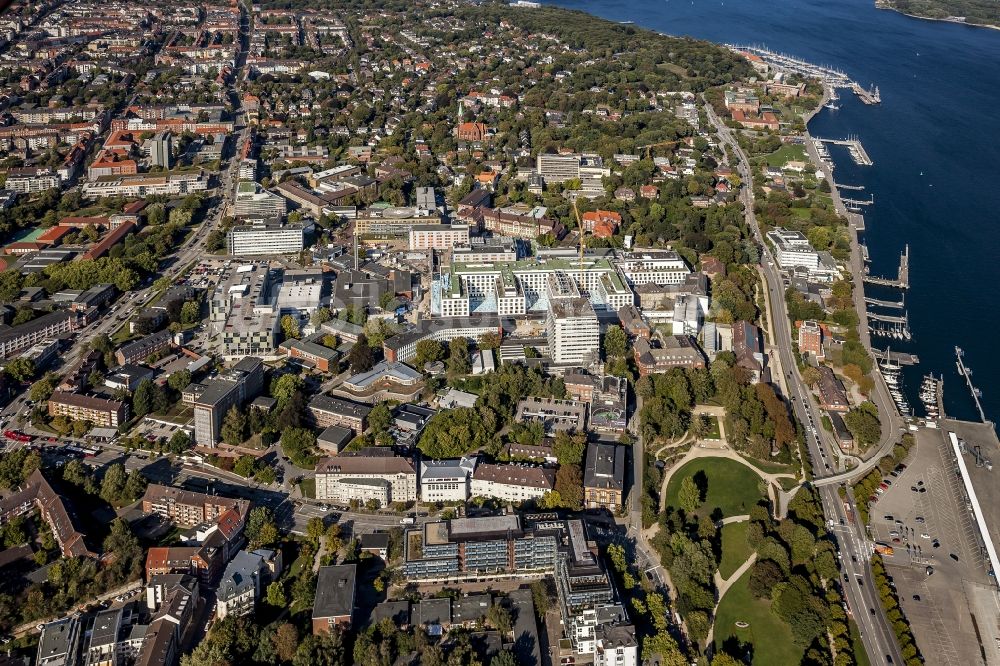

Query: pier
left=851, top=82, right=881, bottom=105
left=728, top=44, right=851, bottom=86
left=835, top=183, right=866, bottom=191
left=867, top=311, right=907, bottom=325
left=842, top=195, right=874, bottom=209
left=871, top=348, right=919, bottom=365
left=956, top=346, right=989, bottom=423
left=814, top=136, right=873, bottom=166
left=865, top=296, right=904, bottom=309
left=863, top=244, right=909, bottom=289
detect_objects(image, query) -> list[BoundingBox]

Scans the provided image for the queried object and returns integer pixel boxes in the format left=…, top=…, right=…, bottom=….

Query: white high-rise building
left=547, top=297, right=599, bottom=365
left=228, top=219, right=305, bottom=256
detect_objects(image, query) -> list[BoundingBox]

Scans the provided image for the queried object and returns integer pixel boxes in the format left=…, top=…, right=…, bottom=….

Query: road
left=705, top=102, right=903, bottom=665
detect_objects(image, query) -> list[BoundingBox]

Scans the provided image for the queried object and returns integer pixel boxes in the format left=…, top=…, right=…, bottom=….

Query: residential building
left=184, top=357, right=264, bottom=446
left=6, top=167, right=61, bottom=193
left=84, top=607, right=123, bottom=666
left=216, top=550, right=265, bottom=619
left=470, top=463, right=555, bottom=503
left=82, top=172, right=208, bottom=198
left=228, top=218, right=306, bottom=255
left=515, top=397, right=588, bottom=435
left=150, top=131, right=173, bottom=168
left=798, top=320, right=824, bottom=358
left=145, top=545, right=222, bottom=586
left=141, top=484, right=246, bottom=527
left=0, top=469, right=94, bottom=559
left=115, top=330, right=172, bottom=365
left=313, top=564, right=357, bottom=634
left=594, top=623, right=639, bottom=666
left=36, top=616, right=82, bottom=666
left=0, top=310, right=77, bottom=357
left=48, top=392, right=129, bottom=428
left=409, top=223, right=470, bottom=251
left=583, top=443, right=626, bottom=511
left=420, top=457, right=477, bottom=503
left=307, top=394, right=371, bottom=432
left=315, top=455, right=418, bottom=504
left=233, top=181, right=287, bottom=218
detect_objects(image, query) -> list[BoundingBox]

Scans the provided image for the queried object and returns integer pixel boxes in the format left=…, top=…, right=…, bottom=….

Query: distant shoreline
left=874, top=1, right=1000, bottom=31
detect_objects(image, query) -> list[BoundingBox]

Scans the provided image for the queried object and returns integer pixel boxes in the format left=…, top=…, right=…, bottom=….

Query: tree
left=553, top=430, right=587, bottom=466
left=100, top=463, right=127, bottom=504
left=311, top=307, right=332, bottom=327
left=265, top=581, right=287, bottom=609
left=4, top=357, right=34, bottom=383
left=221, top=406, right=247, bottom=446
left=369, top=403, right=392, bottom=435
left=132, top=379, right=155, bottom=417
left=347, top=334, right=374, bottom=373
left=603, top=326, right=628, bottom=359
left=29, top=373, right=58, bottom=402
left=478, top=331, right=501, bottom=350
left=413, top=339, right=446, bottom=367
left=489, top=651, right=517, bottom=666
left=167, top=369, right=192, bottom=392
left=282, top=427, right=317, bottom=467
left=274, top=622, right=299, bottom=662
left=281, top=314, right=301, bottom=340
left=845, top=402, right=881, bottom=448
left=448, top=337, right=471, bottom=376
left=271, top=373, right=304, bottom=408
left=168, top=430, right=191, bottom=454
left=234, top=455, right=256, bottom=478
left=487, top=604, right=512, bottom=635
left=554, top=464, right=583, bottom=510
left=678, top=476, right=702, bottom=513
left=748, top=559, right=784, bottom=599
left=180, top=301, right=200, bottom=325
left=246, top=506, right=279, bottom=549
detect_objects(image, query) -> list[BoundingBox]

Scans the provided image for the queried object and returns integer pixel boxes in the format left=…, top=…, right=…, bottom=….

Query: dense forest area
left=878, top=0, right=1000, bottom=27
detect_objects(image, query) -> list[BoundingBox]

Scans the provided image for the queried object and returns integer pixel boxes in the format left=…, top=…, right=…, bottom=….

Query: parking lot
left=870, top=426, right=998, bottom=665
left=132, top=417, right=193, bottom=445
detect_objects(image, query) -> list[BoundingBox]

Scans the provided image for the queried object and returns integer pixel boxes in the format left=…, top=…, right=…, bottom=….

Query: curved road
left=706, top=102, right=904, bottom=666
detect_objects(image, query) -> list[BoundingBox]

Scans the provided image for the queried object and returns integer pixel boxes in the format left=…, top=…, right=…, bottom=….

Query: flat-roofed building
left=307, top=394, right=371, bottom=432
left=0, top=310, right=77, bottom=357
left=583, top=443, right=625, bottom=511
left=37, top=616, right=82, bottom=666
left=313, top=564, right=356, bottom=634
left=409, top=223, right=470, bottom=251
left=547, top=297, right=600, bottom=365
left=228, top=218, right=306, bottom=255
left=233, top=181, right=287, bottom=218
left=186, top=357, right=264, bottom=446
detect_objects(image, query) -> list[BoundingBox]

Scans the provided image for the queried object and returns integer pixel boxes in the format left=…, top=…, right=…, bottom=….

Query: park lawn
left=714, top=566, right=802, bottom=666
left=703, top=415, right=721, bottom=439
left=664, top=457, right=764, bottom=518
left=739, top=455, right=797, bottom=476
left=765, top=143, right=808, bottom=167
left=719, top=521, right=752, bottom=580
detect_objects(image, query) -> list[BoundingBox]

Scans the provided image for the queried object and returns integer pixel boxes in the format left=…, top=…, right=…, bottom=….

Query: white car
left=920, top=533, right=930, bottom=539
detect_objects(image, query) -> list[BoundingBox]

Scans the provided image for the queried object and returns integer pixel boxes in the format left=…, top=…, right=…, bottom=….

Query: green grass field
left=765, top=143, right=808, bottom=167
left=849, top=619, right=871, bottom=666
left=719, top=521, right=752, bottom=580
left=664, top=457, right=765, bottom=518
left=714, top=567, right=803, bottom=666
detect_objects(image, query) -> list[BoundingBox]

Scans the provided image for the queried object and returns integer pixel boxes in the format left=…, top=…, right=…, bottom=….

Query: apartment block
left=184, top=356, right=264, bottom=446
left=48, top=392, right=129, bottom=427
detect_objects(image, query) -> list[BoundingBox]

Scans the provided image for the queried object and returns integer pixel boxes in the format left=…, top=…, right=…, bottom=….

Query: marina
left=813, top=135, right=874, bottom=166
left=956, top=347, right=989, bottom=424
left=870, top=348, right=919, bottom=365
left=863, top=244, right=910, bottom=289
left=864, top=296, right=904, bottom=309
left=879, top=355, right=911, bottom=416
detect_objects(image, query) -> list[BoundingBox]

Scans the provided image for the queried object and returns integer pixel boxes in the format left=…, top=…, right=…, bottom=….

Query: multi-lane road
left=706, top=102, right=904, bottom=665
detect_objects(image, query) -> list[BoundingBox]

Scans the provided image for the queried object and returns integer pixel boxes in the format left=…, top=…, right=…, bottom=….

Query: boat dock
left=868, top=311, right=907, bottom=325
left=842, top=195, right=874, bottom=209
left=863, top=244, right=910, bottom=289
left=835, top=183, right=866, bottom=191
left=956, top=346, right=989, bottom=423
left=865, top=296, right=904, bottom=309
left=814, top=136, right=873, bottom=166
left=871, top=348, right=919, bottom=365
left=851, top=82, right=881, bottom=104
